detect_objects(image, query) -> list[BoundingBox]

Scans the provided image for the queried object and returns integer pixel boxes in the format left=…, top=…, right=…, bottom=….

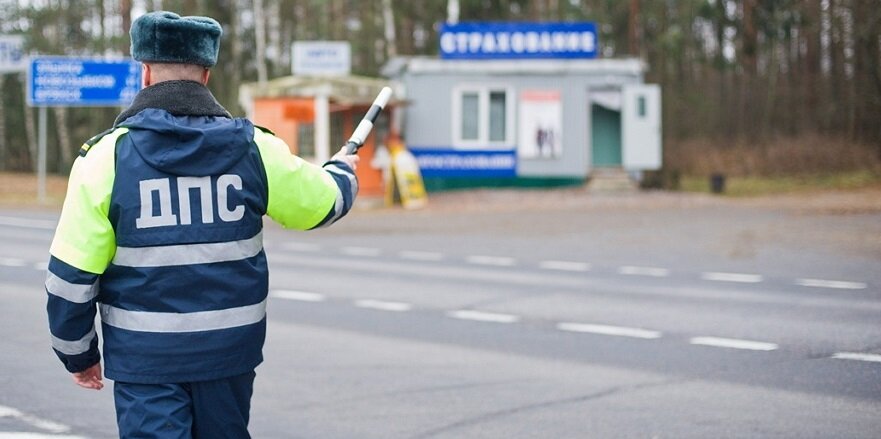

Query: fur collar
left=114, top=80, right=231, bottom=127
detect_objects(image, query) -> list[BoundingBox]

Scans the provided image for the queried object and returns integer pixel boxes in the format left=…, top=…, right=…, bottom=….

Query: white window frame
left=452, top=84, right=515, bottom=149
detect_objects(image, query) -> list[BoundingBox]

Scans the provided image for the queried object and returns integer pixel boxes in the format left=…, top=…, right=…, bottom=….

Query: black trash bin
left=710, top=173, right=726, bottom=194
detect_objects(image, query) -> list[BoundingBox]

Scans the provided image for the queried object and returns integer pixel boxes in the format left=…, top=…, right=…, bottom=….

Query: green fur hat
left=131, top=11, right=222, bottom=67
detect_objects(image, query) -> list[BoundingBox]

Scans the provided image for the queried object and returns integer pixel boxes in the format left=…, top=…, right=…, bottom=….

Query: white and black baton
left=343, top=86, right=393, bottom=155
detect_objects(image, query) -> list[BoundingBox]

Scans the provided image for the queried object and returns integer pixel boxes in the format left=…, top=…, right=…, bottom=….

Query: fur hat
left=131, top=11, right=222, bottom=67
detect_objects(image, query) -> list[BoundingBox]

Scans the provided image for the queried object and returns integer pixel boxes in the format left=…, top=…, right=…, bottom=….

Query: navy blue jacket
left=47, top=81, right=357, bottom=383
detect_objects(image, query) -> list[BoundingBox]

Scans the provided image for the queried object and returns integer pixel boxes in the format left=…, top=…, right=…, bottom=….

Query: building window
left=454, top=86, right=513, bottom=148
left=461, top=92, right=480, bottom=141
left=488, top=91, right=507, bottom=142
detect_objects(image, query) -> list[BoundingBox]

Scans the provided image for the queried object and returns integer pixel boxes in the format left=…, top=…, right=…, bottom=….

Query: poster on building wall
left=518, top=90, right=563, bottom=159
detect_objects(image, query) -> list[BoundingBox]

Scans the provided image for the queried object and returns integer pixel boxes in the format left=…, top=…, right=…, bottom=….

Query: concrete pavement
left=0, top=193, right=879, bottom=437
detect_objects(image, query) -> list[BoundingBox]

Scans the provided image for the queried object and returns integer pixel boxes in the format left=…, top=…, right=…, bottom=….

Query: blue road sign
left=439, top=22, right=598, bottom=60
left=29, top=57, right=141, bottom=106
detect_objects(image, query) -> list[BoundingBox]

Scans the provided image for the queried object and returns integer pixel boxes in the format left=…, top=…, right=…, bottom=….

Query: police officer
left=45, top=11, right=358, bottom=438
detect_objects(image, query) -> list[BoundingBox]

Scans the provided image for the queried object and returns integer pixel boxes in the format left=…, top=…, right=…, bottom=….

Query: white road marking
left=282, top=242, right=322, bottom=252
left=0, top=434, right=90, bottom=439
left=557, top=322, right=662, bottom=339
left=341, top=246, right=382, bottom=257
left=355, top=299, right=413, bottom=312
left=466, top=255, right=516, bottom=267
left=0, top=258, right=27, bottom=267
left=618, top=266, right=669, bottom=277
left=690, top=336, right=778, bottom=351
left=447, top=310, right=521, bottom=323
left=32, top=262, right=48, bottom=271
left=0, top=404, right=71, bottom=434
left=539, top=260, right=591, bottom=272
left=399, top=250, right=444, bottom=261
left=270, top=290, right=326, bottom=302
left=0, top=216, right=56, bottom=230
left=796, top=278, right=867, bottom=290
left=831, top=352, right=881, bottom=363
left=701, top=272, right=764, bottom=283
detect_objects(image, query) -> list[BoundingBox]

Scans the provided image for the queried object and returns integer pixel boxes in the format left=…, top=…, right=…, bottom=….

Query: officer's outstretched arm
left=46, top=129, right=126, bottom=378
left=254, top=129, right=358, bottom=230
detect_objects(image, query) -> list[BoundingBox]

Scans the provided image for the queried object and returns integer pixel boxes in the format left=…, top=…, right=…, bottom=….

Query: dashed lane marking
left=796, top=279, right=868, bottom=290
left=618, top=266, right=670, bottom=277
left=0, top=434, right=90, bottom=439
left=0, top=258, right=27, bottom=267
left=557, top=322, right=662, bottom=339
left=539, top=261, right=591, bottom=272
left=270, top=290, right=326, bottom=302
left=689, top=336, right=778, bottom=351
left=31, top=262, right=48, bottom=271
left=466, top=255, right=516, bottom=267
left=283, top=242, right=322, bottom=252
left=341, top=247, right=382, bottom=257
left=831, top=352, right=881, bottom=363
left=447, top=310, right=521, bottom=323
left=399, top=251, right=444, bottom=261
left=0, top=216, right=56, bottom=230
left=701, top=272, right=764, bottom=283
left=355, top=299, right=413, bottom=312
left=0, top=404, right=71, bottom=434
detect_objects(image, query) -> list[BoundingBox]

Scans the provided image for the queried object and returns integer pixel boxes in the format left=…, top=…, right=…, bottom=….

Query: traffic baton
left=343, top=86, right=393, bottom=155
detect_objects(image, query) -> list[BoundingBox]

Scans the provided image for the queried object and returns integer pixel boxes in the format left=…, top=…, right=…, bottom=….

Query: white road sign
left=0, top=35, right=26, bottom=73
left=292, top=41, right=351, bottom=76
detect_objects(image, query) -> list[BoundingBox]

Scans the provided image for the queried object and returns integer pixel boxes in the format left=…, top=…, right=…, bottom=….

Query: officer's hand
left=72, top=362, right=104, bottom=390
left=331, top=147, right=360, bottom=171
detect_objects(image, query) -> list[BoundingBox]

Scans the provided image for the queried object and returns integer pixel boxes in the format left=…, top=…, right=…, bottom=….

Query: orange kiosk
left=239, top=76, right=398, bottom=199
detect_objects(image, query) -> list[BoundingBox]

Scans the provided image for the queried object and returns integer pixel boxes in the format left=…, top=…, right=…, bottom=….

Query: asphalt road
left=0, top=192, right=879, bottom=438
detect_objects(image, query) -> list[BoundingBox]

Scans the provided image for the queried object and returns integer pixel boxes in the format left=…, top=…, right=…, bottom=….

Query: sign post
left=27, top=57, right=140, bottom=202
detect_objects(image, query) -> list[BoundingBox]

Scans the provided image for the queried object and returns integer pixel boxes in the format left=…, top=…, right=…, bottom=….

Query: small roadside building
left=382, top=22, right=662, bottom=190
left=239, top=75, right=398, bottom=198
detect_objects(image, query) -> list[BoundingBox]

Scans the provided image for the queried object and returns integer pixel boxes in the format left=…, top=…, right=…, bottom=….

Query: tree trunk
left=230, top=0, right=243, bottom=110
left=121, top=0, right=132, bottom=55
left=21, top=74, right=37, bottom=172
left=0, top=75, right=6, bottom=170
left=628, top=0, right=639, bottom=56
left=382, top=0, right=397, bottom=59
left=53, top=107, right=73, bottom=170
left=254, top=0, right=268, bottom=84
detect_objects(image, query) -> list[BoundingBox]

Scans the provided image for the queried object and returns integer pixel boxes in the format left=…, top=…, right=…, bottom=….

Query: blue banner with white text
left=439, top=22, right=598, bottom=60
left=410, top=149, right=517, bottom=178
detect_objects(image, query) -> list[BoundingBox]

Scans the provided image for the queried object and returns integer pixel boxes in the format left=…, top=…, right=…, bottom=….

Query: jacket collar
left=114, top=80, right=231, bottom=127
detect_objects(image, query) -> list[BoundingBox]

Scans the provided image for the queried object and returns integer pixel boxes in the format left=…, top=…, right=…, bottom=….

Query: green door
left=591, top=104, right=622, bottom=167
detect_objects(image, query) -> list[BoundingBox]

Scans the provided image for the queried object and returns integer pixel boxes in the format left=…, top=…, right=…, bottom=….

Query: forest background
left=0, top=0, right=879, bottom=186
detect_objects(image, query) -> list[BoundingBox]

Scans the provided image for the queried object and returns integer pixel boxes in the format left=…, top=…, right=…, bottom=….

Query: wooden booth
left=239, top=76, right=399, bottom=198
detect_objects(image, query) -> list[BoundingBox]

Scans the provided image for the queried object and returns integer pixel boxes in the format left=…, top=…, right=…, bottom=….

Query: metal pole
left=37, top=105, right=46, bottom=203
left=314, top=91, right=330, bottom=163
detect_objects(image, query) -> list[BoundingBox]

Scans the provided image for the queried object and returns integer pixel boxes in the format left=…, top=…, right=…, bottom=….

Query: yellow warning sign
left=386, top=137, right=427, bottom=209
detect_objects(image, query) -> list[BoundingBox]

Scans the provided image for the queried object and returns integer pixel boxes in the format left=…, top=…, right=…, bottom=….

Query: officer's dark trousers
left=113, top=371, right=255, bottom=439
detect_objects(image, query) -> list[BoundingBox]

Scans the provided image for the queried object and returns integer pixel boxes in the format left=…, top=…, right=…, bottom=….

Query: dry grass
left=665, top=135, right=881, bottom=177
left=0, top=172, right=68, bottom=207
